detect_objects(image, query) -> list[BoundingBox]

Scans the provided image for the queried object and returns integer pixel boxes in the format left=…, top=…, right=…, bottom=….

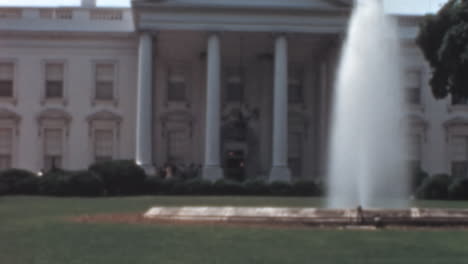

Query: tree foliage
left=417, top=0, right=468, bottom=100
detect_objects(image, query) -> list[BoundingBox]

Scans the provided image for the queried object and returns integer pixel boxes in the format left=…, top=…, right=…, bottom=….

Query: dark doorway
left=224, top=150, right=246, bottom=181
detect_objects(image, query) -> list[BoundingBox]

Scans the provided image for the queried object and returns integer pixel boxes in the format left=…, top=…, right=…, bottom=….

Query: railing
left=39, top=9, right=73, bottom=20
left=0, top=9, right=22, bottom=19
left=90, top=10, right=123, bottom=21
left=1, top=8, right=124, bottom=21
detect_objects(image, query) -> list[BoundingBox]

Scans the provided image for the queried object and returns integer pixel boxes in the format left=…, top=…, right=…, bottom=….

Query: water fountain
left=327, top=0, right=408, bottom=209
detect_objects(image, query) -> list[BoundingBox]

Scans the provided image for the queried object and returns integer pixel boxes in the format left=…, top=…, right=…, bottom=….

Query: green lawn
left=1, top=196, right=468, bottom=264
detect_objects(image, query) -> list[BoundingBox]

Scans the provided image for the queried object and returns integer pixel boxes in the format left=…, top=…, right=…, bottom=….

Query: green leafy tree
left=417, top=0, right=468, bottom=100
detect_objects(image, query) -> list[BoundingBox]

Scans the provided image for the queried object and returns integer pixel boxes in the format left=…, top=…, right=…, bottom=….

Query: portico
left=132, top=0, right=350, bottom=181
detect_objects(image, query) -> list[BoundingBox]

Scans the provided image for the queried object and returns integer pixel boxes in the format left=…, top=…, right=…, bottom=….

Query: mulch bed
left=67, top=213, right=468, bottom=230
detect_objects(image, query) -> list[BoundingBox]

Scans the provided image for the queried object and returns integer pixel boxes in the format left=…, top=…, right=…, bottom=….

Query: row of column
left=135, top=32, right=291, bottom=182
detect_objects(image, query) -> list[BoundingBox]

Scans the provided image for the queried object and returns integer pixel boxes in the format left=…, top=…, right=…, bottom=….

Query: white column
left=269, top=34, right=291, bottom=182
left=202, top=33, right=224, bottom=181
left=136, top=33, right=154, bottom=174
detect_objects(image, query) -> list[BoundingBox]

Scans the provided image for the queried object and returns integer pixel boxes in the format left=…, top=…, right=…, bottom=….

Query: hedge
left=0, top=169, right=39, bottom=195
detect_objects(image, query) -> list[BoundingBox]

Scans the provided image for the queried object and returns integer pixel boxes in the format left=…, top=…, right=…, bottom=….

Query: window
left=405, top=70, right=421, bottom=105
left=167, top=70, right=186, bottom=102
left=0, top=128, right=12, bottom=170
left=44, top=128, right=63, bottom=171
left=451, top=136, right=468, bottom=178
left=408, top=134, right=422, bottom=170
left=288, top=132, right=302, bottom=177
left=94, top=129, right=113, bottom=162
left=0, top=63, right=13, bottom=98
left=45, top=63, right=64, bottom=99
left=95, top=64, right=115, bottom=101
left=167, top=130, right=189, bottom=164
left=225, top=68, right=244, bottom=102
left=288, top=67, right=304, bottom=104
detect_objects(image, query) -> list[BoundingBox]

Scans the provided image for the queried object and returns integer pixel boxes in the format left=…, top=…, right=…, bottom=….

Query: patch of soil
left=67, top=213, right=468, bottom=230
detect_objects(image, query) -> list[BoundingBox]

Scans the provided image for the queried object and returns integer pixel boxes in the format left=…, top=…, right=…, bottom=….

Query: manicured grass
left=1, top=196, right=468, bottom=264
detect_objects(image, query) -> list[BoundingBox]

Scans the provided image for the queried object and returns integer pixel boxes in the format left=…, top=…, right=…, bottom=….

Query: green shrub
left=415, top=174, right=451, bottom=200
left=181, top=178, right=212, bottom=195
left=448, top=177, right=468, bottom=200
left=269, top=181, right=293, bottom=196
left=40, top=170, right=104, bottom=196
left=242, top=179, right=270, bottom=195
left=67, top=170, right=104, bottom=196
left=291, top=181, right=321, bottom=196
left=0, top=169, right=39, bottom=195
left=89, top=160, right=146, bottom=195
left=39, top=170, right=72, bottom=196
left=212, top=179, right=245, bottom=195
left=410, top=168, right=429, bottom=193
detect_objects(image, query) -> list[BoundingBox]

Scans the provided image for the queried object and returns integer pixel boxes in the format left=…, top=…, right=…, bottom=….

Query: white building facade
left=0, top=0, right=464, bottom=181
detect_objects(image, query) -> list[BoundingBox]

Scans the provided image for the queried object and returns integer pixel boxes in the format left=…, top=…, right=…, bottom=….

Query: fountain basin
left=143, top=206, right=468, bottom=227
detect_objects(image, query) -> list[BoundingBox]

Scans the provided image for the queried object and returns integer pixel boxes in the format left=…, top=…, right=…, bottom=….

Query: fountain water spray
left=327, top=0, right=408, bottom=209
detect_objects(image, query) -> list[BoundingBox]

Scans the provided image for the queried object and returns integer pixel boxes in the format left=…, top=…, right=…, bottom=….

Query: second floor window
left=45, top=63, right=64, bottom=99
left=0, top=63, right=14, bottom=98
left=167, top=70, right=186, bottom=102
left=225, top=68, right=244, bottom=102
left=405, top=70, right=421, bottom=105
left=288, top=67, right=304, bottom=104
left=95, top=64, right=115, bottom=101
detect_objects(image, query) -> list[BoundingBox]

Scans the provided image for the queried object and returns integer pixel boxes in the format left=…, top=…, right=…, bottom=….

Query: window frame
left=91, top=60, right=119, bottom=106
left=165, top=61, right=192, bottom=107
left=0, top=59, right=18, bottom=105
left=41, top=60, right=68, bottom=105
left=404, top=69, right=422, bottom=106
left=87, top=110, right=122, bottom=164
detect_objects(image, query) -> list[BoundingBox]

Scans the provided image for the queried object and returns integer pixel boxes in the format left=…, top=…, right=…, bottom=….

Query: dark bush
left=242, top=179, right=270, bottom=195
left=415, top=174, right=451, bottom=200
left=67, top=170, right=105, bottom=196
left=39, top=169, right=72, bottom=196
left=0, top=181, right=8, bottom=195
left=269, top=181, right=293, bottom=196
left=291, top=181, right=321, bottom=196
left=448, top=177, right=468, bottom=200
left=89, top=160, right=146, bottom=195
left=212, top=179, right=245, bottom=195
left=410, top=168, right=429, bottom=193
left=181, top=178, right=212, bottom=195
left=40, top=170, right=104, bottom=197
left=0, top=169, right=39, bottom=195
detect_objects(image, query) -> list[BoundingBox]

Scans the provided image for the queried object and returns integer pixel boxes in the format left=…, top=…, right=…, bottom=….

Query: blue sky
left=0, top=0, right=450, bottom=14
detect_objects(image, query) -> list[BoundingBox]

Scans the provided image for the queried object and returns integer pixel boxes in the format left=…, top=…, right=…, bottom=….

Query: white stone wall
left=0, top=35, right=138, bottom=172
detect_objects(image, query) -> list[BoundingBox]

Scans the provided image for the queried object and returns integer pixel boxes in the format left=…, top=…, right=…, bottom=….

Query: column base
left=202, top=166, right=224, bottom=182
left=269, top=166, right=291, bottom=182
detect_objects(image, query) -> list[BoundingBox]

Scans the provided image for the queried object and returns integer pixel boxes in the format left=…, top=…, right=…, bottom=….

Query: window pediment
left=0, top=107, right=20, bottom=122
left=37, top=108, right=71, bottom=123
left=444, top=116, right=468, bottom=128
left=87, top=110, right=122, bottom=123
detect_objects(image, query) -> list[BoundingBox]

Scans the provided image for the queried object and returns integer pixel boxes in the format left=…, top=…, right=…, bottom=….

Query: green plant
left=448, top=177, right=468, bottom=200
left=89, top=160, right=146, bottom=195
left=242, top=179, right=270, bottom=195
left=0, top=169, right=39, bottom=195
left=212, top=179, right=245, bottom=195
left=269, top=181, right=293, bottom=196
left=416, top=174, right=451, bottom=200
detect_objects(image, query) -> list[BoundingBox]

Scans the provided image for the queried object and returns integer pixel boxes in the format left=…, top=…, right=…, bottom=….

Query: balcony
left=0, top=7, right=134, bottom=34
